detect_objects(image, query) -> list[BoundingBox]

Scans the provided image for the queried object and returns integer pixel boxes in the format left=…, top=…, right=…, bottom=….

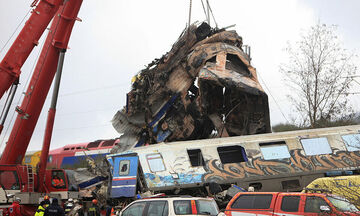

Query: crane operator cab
left=46, top=170, right=68, bottom=191
left=0, top=170, right=20, bottom=191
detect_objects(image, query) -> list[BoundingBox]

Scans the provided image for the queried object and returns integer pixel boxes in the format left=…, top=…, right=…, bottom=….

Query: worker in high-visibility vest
left=88, top=199, right=100, bottom=216
left=43, top=195, right=50, bottom=208
left=35, top=201, right=47, bottom=216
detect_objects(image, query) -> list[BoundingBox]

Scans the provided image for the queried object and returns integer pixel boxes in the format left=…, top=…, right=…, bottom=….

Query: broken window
left=225, top=54, right=251, bottom=77
left=119, top=160, right=130, bottom=176
left=187, top=149, right=205, bottom=167
left=87, top=141, right=101, bottom=148
left=102, top=139, right=116, bottom=147
left=217, top=145, right=247, bottom=164
left=249, top=182, right=262, bottom=191
left=281, top=179, right=300, bottom=190
left=146, top=153, right=166, bottom=172
left=259, top=141, right=290, bottom=160
left=342, top=134, right=360, bottom=151
left=300, top=137, right=332, bottom=155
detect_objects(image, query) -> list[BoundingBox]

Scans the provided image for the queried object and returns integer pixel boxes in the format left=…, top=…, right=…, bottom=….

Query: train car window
left=87, top=141, right=101, bottom=148
left=259, top=141, right=290, bottom=160
left=187, top=149, right=205, bottom=166
left=249, top=182, right=262, bottom=190
left=217, top=145, right=248, bottom=164
left=281, top=196, right=300, bottom=212
left=102, top=139, right=115, bottom=147
left=24, top=156, right=32, bottom=164
left=71, top=147, right=75, bottom=150
left=48, top=155, right=53, bottom=163
left=76, top=147, right=82, bottom=149
left=231, top=194, right=273, bottom=209
left=300, top=137, right=332, bottom=155
left=146, top=153, right=166, bottom=172
left=64, top=148, right=70, bottom=151
left=342, top=134, right=360, bottom=151
left=281, top=179, right=300, bottom=190
left=119, top=160, right=130, bottom=176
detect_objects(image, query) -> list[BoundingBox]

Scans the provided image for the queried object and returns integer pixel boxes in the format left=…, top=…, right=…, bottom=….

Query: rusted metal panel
left=112, top=22, right=271, bottom=149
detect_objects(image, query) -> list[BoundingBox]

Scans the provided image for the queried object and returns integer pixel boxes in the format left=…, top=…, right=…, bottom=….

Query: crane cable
left=257, top=72, right=290, bottom=124
left=0, top=4, right=67, bottom=149
left=0, top=9, right=31, bottom=55
left=188, top=0, right=192, bottom=29
left=206, top=0, right=218, bottom=28
left=199, top=0, right=218, bottom=28
left=0, top=8, right=32, bottom=149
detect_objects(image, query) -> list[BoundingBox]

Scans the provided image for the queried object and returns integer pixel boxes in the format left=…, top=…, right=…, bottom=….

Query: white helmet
left=68, top=198, right=74, bottom=202
left=15, top=197, right=21, bottom=203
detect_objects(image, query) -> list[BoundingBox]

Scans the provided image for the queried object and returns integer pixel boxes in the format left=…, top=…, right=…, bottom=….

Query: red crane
left=0, top=0, right=83, bottom=214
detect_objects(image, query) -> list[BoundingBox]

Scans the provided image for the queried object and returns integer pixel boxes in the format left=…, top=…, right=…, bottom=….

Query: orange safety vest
left=58, top=179, right=65, bottom=186
left=111, top=208, right=116, bottom=216
left=52, top=179, right=60, bottom=186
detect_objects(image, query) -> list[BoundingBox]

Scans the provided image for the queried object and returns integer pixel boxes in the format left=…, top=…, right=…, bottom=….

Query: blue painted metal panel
left=61, top=153, right=108, bottom=168
left=78, top=176, right=107, bottom=189
left=108, top=156, right=139, bottom=198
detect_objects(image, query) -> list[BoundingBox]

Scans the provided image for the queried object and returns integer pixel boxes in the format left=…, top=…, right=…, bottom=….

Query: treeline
left=272, top=113, right=360, bottom=132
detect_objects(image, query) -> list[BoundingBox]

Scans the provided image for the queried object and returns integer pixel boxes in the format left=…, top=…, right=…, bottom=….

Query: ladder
left=26, top=165, right=34, bottom=192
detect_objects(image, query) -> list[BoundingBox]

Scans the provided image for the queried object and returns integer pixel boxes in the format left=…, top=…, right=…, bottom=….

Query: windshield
left=327, top=196, right=359, bottom=212
left=196, top=200, right=219, bottom=215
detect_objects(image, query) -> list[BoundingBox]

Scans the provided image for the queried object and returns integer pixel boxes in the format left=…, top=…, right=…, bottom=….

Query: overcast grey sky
left=0, top=0, right=359, bottom=152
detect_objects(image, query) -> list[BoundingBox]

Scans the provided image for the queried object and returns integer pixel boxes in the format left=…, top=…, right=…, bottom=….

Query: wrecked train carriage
left=112, top=23, right=271, bottom=149
left=107, top=124, right=360, bottom=199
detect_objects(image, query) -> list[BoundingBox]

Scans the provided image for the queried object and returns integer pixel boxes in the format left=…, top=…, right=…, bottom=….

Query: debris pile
left=111, top=22, right=270, bottom=152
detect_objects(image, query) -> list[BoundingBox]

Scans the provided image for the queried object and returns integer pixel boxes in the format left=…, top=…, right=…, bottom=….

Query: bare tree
left=281, top=23, right=357, bottom=128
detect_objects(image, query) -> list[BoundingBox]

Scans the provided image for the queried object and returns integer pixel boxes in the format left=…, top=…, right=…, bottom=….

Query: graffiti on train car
left=123, top=148, right=360, bottom=189
left=144, top=173, right=203, bottom=188
left=203, top=149, right=360, bottom=182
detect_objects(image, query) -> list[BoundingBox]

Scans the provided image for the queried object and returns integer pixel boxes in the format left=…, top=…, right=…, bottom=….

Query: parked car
left=116, top=196, right=226, bottom=216
left=224, top=192, right=360, bottom=215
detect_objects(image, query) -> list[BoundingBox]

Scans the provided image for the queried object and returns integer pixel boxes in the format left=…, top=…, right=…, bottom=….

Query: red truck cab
left=225, top=192, right=360, bottom=216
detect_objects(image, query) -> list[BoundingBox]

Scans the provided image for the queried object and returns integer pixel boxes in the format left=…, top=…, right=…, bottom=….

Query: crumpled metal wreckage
left=111, top=22, right=270, bottom=153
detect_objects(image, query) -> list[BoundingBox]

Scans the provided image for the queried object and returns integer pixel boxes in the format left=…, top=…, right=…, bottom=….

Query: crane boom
left=0, top=0, right=83, bottom=165
left=0, top=0, right=64, bottom=100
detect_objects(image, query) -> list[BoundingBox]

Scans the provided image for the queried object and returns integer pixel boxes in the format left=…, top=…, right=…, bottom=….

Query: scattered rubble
left=111, top=22, right=271, bottom=152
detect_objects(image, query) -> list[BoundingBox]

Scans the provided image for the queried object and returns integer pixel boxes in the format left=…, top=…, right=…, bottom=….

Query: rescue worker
left=68, top=199, right=84, bottom=216
left=88, top=199, right=100, bottom=216
left=35, top=201, right=47, bottom=216
left=105, top=200, right=112, bottom=216
left=44, top=195, right=51, bottom=208
left=44, top=198, right=65, bottom=216
left=9, top=197, right=21, bottom=216
left=64, top=198, right=74, bottom=215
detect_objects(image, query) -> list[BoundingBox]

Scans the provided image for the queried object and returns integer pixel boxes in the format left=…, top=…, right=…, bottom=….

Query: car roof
left=133, top=196, right=215, bottom=202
